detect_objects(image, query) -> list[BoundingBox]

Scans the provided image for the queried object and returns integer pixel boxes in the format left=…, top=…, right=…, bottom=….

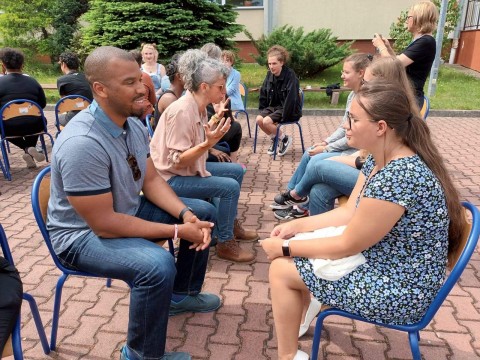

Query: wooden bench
left=40, top=83, right=57, bottom=90
left=248, top=86, right=349, bottom=105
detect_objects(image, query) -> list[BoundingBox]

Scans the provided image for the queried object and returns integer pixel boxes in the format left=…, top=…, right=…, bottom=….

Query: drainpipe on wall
left=264, top=0, right=276, bottom=36
left=449, top=0, right=468, bottom=64
left=427, top=0, right=448, bottom=97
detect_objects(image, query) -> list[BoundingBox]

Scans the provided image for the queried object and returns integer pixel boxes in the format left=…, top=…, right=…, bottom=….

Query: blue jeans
left=308, top=162, right=359, bottom=215
left=167, top=162, right=244, bottom=242
left=288, top=151, right=341, bottom=195
left=57, top=196, right=216, bottom=359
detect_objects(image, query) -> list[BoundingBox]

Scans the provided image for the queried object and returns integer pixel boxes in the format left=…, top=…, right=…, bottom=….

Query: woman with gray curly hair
left=150, top=49, right=258, bottom=263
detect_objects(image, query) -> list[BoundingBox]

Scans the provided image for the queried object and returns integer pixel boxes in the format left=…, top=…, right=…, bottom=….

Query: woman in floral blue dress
left=261, top=80, right=466, bottom=360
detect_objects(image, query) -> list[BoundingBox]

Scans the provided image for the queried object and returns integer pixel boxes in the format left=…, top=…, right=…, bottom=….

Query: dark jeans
left=56, top=196, right=216, bottom=359
left=2, top=116, right=45, bottom=150
left=0, top=257, right=23, bottom=355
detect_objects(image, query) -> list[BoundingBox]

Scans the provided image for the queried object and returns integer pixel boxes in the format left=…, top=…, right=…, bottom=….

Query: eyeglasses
left=127, top=154, right=141, bottom=181
left=209, top=83, right=225, bottom=91
left=346, top=111, right=377, bottom=129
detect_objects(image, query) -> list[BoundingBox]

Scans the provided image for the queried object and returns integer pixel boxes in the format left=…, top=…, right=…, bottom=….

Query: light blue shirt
left=226, top=68, right=244, bottom=111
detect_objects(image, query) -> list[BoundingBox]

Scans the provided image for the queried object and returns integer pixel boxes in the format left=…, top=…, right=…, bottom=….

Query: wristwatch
left=179, top=207, right=194, bottom=221
left=282, top=239, right=291, bottom=257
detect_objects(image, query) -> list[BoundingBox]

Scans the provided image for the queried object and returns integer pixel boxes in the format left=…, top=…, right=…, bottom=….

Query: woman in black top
left=0, top=48, right=47, bottom=168
left=373, top=1, right=438, bottom=107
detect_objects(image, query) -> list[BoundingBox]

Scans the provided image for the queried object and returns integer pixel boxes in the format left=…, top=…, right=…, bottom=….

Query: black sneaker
left=270, top=191, right=309, bottom=210
left=278, top=135, right=293, bottom=156
left=274, top=207, right=309, bottom=220
left=267, top=138, right=276, bottom=155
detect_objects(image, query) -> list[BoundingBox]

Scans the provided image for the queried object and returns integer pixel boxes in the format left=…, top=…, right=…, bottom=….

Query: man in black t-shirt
left=56, top=52, right=93, bottom=126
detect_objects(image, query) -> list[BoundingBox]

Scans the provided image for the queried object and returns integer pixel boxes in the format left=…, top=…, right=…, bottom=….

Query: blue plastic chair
left=420, top=95, right=430, bottom=120
left=234, top=82, right=252, bottom=138
left=253, top=89, right=305, bottom=160
left=145, top=114, right=154, bottom=138
left=31, top=166, right=113, bottom=350
left=0, top=224, right=50, bottom=359
left=31, top=166, right=174, bottom=350
left=0, top=99, right=54, bottom=181
left=311, top=201, right=480, bottom=360
left=54, top=95, right=91, bottom=137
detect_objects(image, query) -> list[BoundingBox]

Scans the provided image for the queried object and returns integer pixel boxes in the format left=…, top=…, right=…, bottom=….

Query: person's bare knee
left=269, top=257, right=305, bottom=290
left=256, top=115, right=264, bottom=126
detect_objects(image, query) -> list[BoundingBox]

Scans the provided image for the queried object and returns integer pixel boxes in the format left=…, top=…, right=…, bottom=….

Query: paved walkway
left=0, top=112, right=479, bottom=360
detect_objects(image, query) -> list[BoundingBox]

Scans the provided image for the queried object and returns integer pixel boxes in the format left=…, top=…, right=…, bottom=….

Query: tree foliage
left=246, top=25, right=352, bottom=79
left=48, top=0, right=89, bottom=60
left=389, top=0, right=461, bottom=59
left=80, top=0, right=243, bottom=57
left=0, top=0, right=54, bottom=55
left=0, top=0, right=88, bottom=60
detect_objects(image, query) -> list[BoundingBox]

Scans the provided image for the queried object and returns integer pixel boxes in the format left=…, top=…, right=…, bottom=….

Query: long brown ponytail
left=356, top=80, right=466, bottom=256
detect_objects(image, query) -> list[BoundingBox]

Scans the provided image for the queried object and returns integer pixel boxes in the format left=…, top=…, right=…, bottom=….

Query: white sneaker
left=294, top=350, right=309, bottom=359
left=27, top=147, right=46, bottom=162
left=298, top=298, right=322, bottom=337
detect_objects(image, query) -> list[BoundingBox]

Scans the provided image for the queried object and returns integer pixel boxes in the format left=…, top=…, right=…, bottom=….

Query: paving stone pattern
left=0, top=112, right=479, bottom=359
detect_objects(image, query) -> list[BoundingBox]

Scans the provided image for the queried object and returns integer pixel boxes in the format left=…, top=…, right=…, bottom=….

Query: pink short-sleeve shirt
left=150, top=90, right=210, bottom=181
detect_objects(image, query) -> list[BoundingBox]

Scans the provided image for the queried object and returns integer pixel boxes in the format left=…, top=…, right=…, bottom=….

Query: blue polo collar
left=89, top=100, right=128, bottom=138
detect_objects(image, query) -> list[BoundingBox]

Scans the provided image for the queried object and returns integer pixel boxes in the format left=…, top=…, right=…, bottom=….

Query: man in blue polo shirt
left=47, top=46, right=218, bottom=360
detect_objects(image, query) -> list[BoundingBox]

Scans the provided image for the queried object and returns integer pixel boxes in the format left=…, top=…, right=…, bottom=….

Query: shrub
left=246, top=25, right=352, bottom=79
left=389, top=0, right=460, bottom=60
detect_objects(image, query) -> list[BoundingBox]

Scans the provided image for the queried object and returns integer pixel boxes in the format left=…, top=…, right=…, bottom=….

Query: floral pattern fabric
left=294, top=154, right=449, bottom=325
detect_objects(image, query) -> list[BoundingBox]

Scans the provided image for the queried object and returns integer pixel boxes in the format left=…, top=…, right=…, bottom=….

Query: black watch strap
left=282, top=240, right=291, bottom=257
left=179, top=206, right=193, bottom=220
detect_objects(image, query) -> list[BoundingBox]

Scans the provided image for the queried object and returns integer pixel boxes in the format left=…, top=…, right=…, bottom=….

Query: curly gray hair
left=178, top=49, right=230, bottom=92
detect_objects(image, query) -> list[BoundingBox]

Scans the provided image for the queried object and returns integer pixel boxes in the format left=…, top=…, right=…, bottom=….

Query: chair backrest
left=299, top=88, right=305, bottom=109
left=145, top=114, right=154, bottom=138
left=1, top=100, right=42, bottom=121
left=420, top=95, right=430, bottom=120
left=0, top=99, right=47, bottom=138
left=55, top=95, right=91, bottom=115
left=31, top=166, right=66, bottom=270
left=418, top=201, right=480, bottom=328
left=239, top=82, right=248, bottom=108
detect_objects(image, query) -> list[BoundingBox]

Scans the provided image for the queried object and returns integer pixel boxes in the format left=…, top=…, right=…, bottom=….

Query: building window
left=464, top=0, right=480, bottom=30
left=210, top=0, right=264, bottom=7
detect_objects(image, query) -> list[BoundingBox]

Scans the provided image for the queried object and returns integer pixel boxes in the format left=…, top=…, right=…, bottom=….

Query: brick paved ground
left=0, top=112, right=479, bottom=360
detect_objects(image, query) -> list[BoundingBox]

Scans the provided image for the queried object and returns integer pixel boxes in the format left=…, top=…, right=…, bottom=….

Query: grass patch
left=237, top=62, right=480, bottom=110
left=28, top=61, right=479, bottom=110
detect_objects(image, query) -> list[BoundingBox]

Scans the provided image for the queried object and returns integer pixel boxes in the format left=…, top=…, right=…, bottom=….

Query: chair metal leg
left=408, top=331, right=422, bottom=360
left=1, top=140, right=11, bottom=181
left=50, top=273, right=68, bottom=350
left=272, top=126, right=281, bottom=160
left=11, top=317, right=23, bottom=360
left=0, top=157, right=8, bottom=181
left=245, top=114, right=251, bottom=138
left=253, top=123, right=259, bottom=153
left=296, top=122, right=305, bottom=153
left=311, top=314, right=326, bottom=360
left=23, top=293, right=50, bottom=354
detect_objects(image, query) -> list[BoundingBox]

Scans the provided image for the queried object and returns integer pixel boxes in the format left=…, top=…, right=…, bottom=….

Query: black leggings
left=2, top=116, right=45, bottom=151
left=219, top=120, right=242, bottom=153
left=0, top=257, right=23, bottom=354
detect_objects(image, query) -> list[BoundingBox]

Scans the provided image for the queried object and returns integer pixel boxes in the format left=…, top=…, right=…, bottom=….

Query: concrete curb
left=45, top=105, right=480, bottom=117
left=243, top=108, right=480, bottom=118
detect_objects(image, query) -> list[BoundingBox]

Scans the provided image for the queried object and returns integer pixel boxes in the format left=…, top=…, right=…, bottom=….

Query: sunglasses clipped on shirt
left=127, top=154, right=141, bottom=181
